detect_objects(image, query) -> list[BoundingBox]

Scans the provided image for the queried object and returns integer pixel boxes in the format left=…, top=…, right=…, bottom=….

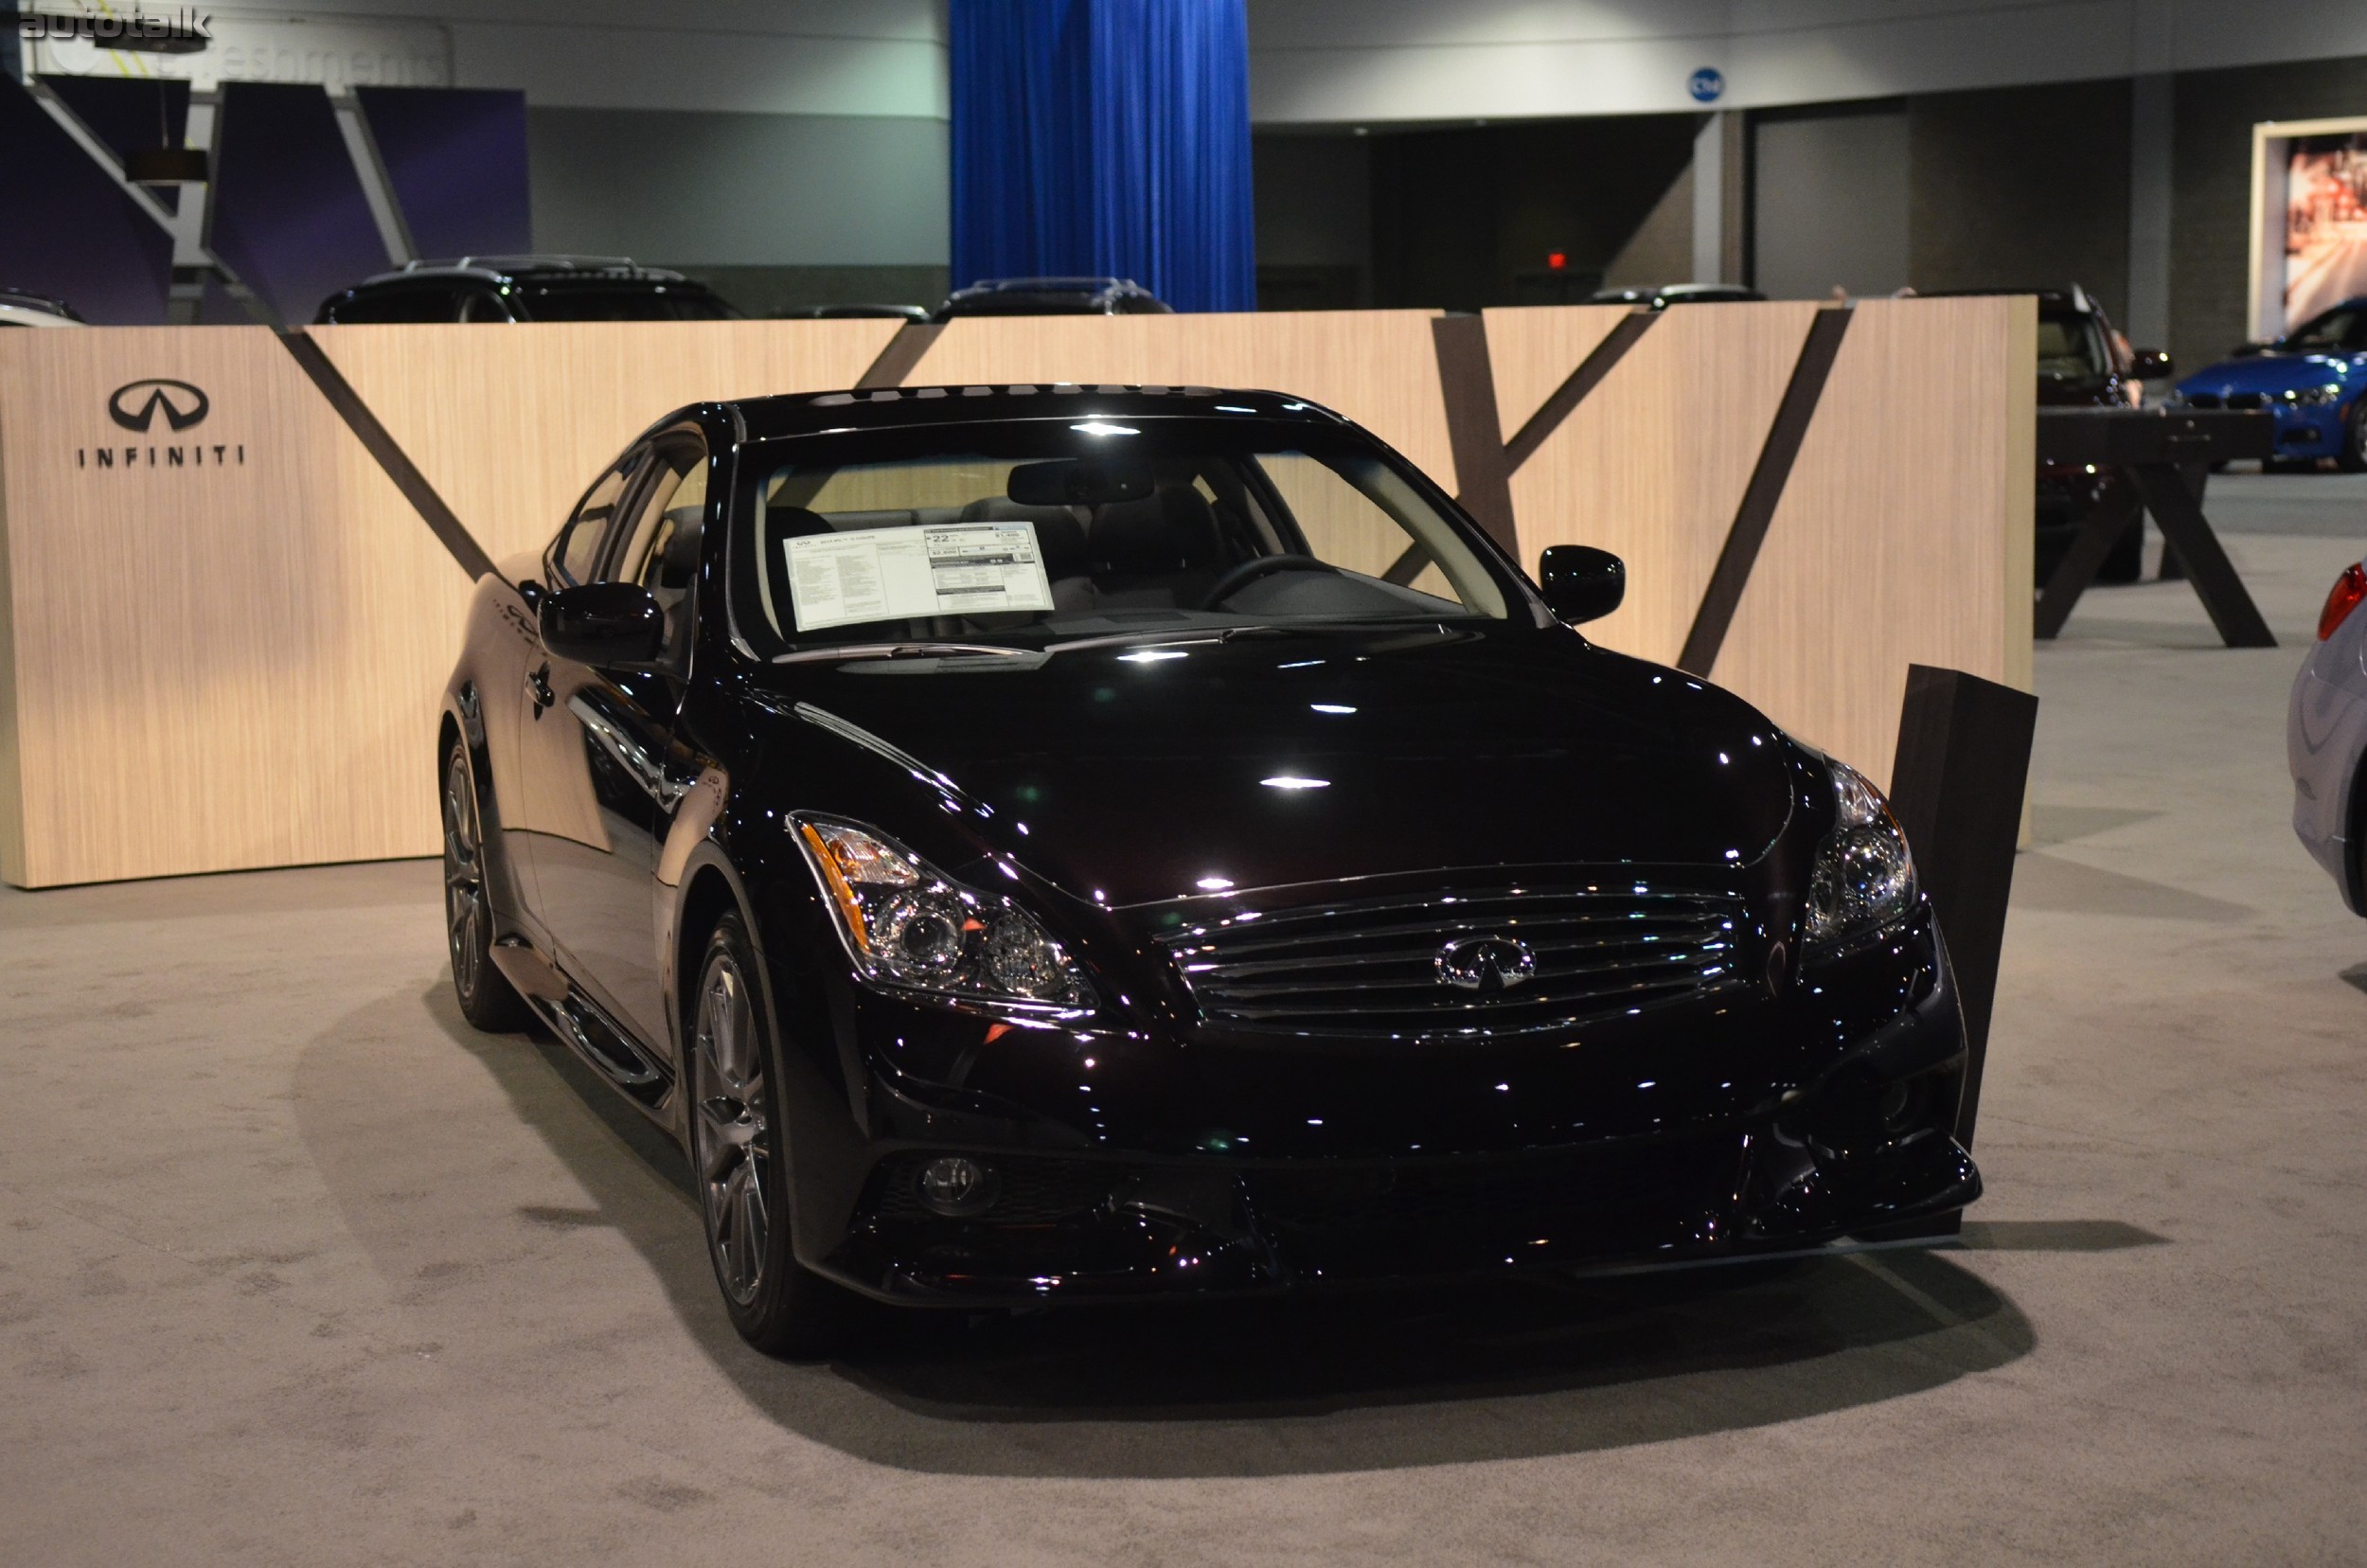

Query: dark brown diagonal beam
left=1503, top=310, right=1657, bottom=473
left=1676, top=307, right=1854, bottom=677
left=277, top=329, right=496, bottom=581
left=856, top=322, right=945, bottom=390
left=1886, top=663, right=2039, bottom=1157
left=1430, top=313, right=1519, bottom=556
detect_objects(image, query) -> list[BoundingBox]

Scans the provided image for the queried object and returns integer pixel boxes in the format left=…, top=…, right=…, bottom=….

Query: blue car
left=2174, top=298, right=2367, bottom=471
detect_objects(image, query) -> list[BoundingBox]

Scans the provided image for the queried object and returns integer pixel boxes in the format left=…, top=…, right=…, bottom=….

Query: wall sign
left=1688, top=67, right=1725, bottom=104
left=108, top=378, right=208, bottom=433
left=80, top=375, right=242, bottom=469
left=2249, top=115, right=2367, bottom=343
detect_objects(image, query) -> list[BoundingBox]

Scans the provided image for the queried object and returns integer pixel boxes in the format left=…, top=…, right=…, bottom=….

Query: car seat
left=1083, top=487, right=1223, bottom=608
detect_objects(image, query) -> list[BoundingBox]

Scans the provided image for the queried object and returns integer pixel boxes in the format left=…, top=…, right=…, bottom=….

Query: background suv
left=317, top=257, right=740, bottom=325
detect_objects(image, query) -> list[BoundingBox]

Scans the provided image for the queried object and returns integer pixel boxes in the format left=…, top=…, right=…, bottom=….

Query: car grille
left=1159, top=882, right=1748, bottom=1040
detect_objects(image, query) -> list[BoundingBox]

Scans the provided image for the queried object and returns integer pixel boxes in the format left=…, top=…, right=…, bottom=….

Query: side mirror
left=540, top=581, right=665, bottom=667
left=2129, top=348, right=2173, bottom=379
left=1538, top=544, right=1625, bottom=625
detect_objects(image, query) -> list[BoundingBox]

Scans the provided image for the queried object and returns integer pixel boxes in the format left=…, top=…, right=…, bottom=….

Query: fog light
left=1877, top=1079, right=1915, bottom=1130
left=917, top=1155, right=999, bottom=1217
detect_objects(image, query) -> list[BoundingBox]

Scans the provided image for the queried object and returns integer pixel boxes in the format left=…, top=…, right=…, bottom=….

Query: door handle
left=525, top=663, right=554, bottom=717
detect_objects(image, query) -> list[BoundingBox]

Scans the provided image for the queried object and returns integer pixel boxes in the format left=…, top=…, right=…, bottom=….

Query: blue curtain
left=950, top=0, right=1255, bottom=313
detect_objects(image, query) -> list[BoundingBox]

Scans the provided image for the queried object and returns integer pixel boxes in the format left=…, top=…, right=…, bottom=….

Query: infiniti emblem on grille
left=1434, top=935, right=1536, bottom=992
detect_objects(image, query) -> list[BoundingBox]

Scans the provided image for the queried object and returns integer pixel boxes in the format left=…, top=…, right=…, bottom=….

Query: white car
left=0, top=290, right=83, bottom=328
left=2291, top=557, right=2367, bottom=907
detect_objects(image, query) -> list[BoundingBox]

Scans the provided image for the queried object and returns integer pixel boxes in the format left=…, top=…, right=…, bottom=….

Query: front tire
left=2340, top=401, right=2367, bottom=473
left=443, top=739, right=532, bottom=1032
left=687, top=913, right=864, bottom=1358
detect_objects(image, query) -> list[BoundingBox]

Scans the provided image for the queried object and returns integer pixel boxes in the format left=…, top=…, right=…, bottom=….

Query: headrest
left=651, top=513, right=703, bottom=589
left=959, top=498, right=1087, bottom=578
left=1090, top=487, right=1219, bottom=574
left=661, top=515, right=703, bottom=573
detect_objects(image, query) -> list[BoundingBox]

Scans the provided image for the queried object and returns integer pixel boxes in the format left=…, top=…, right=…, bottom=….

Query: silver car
left=2291, top=558, right=2367, bottom=907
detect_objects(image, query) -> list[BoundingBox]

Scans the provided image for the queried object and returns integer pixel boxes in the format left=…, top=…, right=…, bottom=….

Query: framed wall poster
left=2251, top=116, right=2367, bottom=344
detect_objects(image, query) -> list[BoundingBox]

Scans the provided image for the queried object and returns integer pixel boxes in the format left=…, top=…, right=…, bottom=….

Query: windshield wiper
left=772, top=641, right=1037, bottom=666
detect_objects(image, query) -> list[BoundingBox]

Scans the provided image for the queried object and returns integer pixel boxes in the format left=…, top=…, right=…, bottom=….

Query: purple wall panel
left=45, top=76, right=193, bottom=214
left=0, top=75, right=172, bottom=323
left=355, top=86, right=531, bottom=259
left=207, top=81, right=389, bottom=325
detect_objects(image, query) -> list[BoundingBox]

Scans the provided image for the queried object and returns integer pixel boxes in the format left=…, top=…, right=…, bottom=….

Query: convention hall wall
left=526, top=108, right=951, bottom=313
left=1249, top=48, right=2367, bottom=383
left=0, top=302, right=2031, bottom=888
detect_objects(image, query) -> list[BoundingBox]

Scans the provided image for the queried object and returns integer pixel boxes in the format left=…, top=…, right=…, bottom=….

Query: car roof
left=343, top=256, right=699, bottom=290
left=727, top=384, right=1347, bottom=445
left=1913, top=285, right=2094, bottom=312
left=1589, top=283, right=1762, bottom=304
left=0, top=287, right=81, bottom=320
left=934, top=276, right=1167, bottom=316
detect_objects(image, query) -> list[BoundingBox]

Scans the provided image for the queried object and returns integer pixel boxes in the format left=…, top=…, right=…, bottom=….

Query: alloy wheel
left=442, top=748, right=488, bottom=1001
left=692, top=955, right=772, bottom=1306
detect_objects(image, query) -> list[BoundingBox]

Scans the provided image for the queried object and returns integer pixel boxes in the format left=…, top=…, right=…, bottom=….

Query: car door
left=517, top=433, right=706, bottom=1051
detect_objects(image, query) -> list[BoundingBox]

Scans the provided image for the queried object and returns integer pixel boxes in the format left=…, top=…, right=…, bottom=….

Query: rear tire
left=443, top=739, right=532, bottom=1032
left=687, top=913, right=867, bottom=1358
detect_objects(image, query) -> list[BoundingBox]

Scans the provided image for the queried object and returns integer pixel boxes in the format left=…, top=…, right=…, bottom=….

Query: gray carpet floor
left=2, top=474, right=2362, bottom=1564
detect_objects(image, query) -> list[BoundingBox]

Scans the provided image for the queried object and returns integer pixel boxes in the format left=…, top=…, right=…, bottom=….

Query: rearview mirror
left=1007, top=456, right=1152, bottom=507
left=1538, top=545, right=1625, bottom=625
left=540, top=581, right=665, bottom=666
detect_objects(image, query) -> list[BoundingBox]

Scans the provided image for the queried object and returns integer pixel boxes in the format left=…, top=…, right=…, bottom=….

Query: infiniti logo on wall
left=80, top=378, right=244, bottom=472
left=109, top=379, right=210, bottom=434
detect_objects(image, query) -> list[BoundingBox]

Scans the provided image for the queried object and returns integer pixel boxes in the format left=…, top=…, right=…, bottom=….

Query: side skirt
left=491, top=940, right=677, bottom=1114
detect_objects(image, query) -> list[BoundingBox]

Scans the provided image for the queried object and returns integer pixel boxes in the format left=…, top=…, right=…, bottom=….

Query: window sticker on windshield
left=785, top=522, right=1054, bottom=633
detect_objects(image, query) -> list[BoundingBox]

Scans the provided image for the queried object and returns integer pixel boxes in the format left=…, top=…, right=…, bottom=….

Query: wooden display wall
left=0, top=302, right=2031, bottom=888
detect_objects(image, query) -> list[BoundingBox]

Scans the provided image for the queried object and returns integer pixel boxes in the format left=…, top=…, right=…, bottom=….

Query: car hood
left=2178, top=351, right=2361, bottom=397
left=756, top=624, right=1804, bottom=908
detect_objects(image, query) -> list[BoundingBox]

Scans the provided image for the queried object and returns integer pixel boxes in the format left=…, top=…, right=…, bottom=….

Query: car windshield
left=730, top=416, right=1513, bottom=656
left=2285, top=308, right=2359, bottom=351
left=515, top=283, right=738, bottom=321
left=2036, top=309, right=2109, bottom=382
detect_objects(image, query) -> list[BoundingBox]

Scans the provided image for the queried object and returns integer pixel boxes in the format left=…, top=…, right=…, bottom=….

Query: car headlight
left=2289, top=383, right=2346, bottom=406
left=1804, top=758, right=1916, bottom=951
left=792, top=815, right=1092, bottom=1014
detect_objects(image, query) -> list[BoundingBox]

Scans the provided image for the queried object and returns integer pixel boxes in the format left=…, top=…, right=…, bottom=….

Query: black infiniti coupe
left=438, top=383, right=1979, bottom=1355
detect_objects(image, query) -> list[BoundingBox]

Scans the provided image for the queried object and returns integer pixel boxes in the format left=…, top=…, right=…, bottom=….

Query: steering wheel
left=1198, top=554, right=1337, bottom=610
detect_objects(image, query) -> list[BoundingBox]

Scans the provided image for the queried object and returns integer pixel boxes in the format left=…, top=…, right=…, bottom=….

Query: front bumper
left=826, top=1111, right=1977, bottom=1304
left=787, top=904, right=1980, bottom=1306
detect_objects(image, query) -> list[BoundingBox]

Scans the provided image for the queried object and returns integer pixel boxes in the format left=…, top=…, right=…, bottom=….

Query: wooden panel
left=311, top=319, right=903, bottom=564
left=1482, top=304, right=1634, bottom=440
left=1716, top=295, right=2036, bottom=788
left=1492, top=301, right=1818, bottom=660
left=901, top=312, right=1459, bottom=495
left=0, top=415, right=24, bottom=886
left=0, top=308, right=2029, bottom=886
left=0, top=327, right=470, bottom=886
